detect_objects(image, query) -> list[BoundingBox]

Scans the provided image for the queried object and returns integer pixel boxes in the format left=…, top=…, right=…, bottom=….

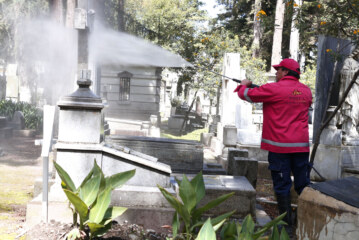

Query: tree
left=0, top=0, right=49, bottom=102
left=122, top=0, right=206, bottom=97
left=270, top=0, right=285, bottom=72
left=252, top=0, right=262, bottom=58
left=49, top=0, right=64, bottom=24
left=289, top=0, right=300, bottom=61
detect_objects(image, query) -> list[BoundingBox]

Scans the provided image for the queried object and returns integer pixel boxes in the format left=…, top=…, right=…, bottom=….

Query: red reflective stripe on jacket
left=234, top=76, right=312, bottom=153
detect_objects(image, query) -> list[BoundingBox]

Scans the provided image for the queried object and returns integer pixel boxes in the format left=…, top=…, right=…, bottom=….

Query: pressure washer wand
left=195, top=66, right=260, bottom=88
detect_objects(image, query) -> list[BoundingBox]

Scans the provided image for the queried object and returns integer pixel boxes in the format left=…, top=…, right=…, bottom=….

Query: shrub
left=158, top=172, right=235, bottom=240
left=171, top=96, right=182, bottom=107
left=0, top=99, right=43, bottom=130
left=54, top=159, right=135, bottom=239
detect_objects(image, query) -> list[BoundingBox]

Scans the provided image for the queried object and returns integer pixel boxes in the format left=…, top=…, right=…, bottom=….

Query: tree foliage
left=0, top=0, right=49, bottom=62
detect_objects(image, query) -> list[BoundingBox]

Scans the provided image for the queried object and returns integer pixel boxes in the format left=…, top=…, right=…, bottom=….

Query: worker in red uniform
left=234, top=58, right=312, bottom=235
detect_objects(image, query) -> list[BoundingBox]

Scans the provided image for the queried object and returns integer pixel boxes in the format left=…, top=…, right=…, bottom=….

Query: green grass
left=0, top=165, right=40, bottom=239
left=160, top=128, right=208, bottom=142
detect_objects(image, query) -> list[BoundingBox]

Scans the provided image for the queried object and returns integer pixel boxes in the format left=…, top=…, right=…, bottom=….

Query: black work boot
left=276, top=194, right=293, bottom=238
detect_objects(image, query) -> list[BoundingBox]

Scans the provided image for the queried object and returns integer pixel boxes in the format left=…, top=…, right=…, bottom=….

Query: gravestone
left=227, top=148, right=249, bottom=174
left=231, top=157, right=258, bottom=188
left=0, top=76, right=5, bottom=100
left=221, top=53, right=242, bottom=126
left=11, top=111, right=25, bottom=130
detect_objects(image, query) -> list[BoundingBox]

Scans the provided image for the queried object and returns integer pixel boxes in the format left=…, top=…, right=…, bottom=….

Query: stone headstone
left=0, top=116, right=7, bottom=128
left=221, top=53, right=242, bottom=126
left=231, top=157, right=258, bottom=188
left=12, top=111, right=25, bottom=130
left=168, top=115, right=185, bottom=130
left=200, top=132, right=214, bottom=146
left=0, top=76, right=6, bottom=100
left=227, top=148, right=249, bottom=174
left=235, top=103, right=261, bottom=145
left=223, top=125, right=237, bottom=146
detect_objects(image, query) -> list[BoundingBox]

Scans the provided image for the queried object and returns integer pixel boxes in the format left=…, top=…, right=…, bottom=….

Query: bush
left=54, top=159, right=135, bottom=239
left=0, top=99, right=43, bottom=130
left=158, top=172, right=235, bottom=240
left=171, top=96, right=182, bottom=107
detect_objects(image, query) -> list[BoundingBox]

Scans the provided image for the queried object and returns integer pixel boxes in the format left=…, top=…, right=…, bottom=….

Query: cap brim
left=272, top=64, right=281, bottom=70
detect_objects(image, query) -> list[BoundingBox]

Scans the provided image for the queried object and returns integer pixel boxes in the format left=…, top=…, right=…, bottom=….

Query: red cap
left=272, top=58, right=301, bottom=74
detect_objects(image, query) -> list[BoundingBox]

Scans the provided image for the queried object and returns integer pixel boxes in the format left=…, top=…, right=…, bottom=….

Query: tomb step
left=342, top=167, right=359, bottom=178
left=0, top=116, right=7, bottom=128
left=203, top=163, right=226, bottom=175
left=0, top=127, right=13, bottom=139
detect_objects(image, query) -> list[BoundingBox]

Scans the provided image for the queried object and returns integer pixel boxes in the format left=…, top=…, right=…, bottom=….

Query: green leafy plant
left=0, top=99, right=43, bottom=130
left=171, top=96, right=182, bottom=107
left=158, top=172, right=236, bottom=240
left=194, top=217, right=226, bottom=240
left=54, top=160, right=135, bottom=239
left=220, top=213, right=290, bottom=240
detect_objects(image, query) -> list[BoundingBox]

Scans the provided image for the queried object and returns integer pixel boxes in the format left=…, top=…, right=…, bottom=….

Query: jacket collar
left=278, top=75, right=299, bottom=82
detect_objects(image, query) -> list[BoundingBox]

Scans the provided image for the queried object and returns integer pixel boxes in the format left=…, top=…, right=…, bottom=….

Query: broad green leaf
left=220, top=221, right=237, bottom=240
left=213, top=219, right=226, bottom=232
left=193, top=192, right=235, bottom=219
left=269, top=224, right=280, bottom=240
left=66, top=228, right=81, bottom=240
left=253, top=212, right=286, bottom=239
left=93, top=160, right=106, bottom=193
left=179, top=175, right=196, bottom=213
left=102, top=206, right=127, bottom=225
left=63, top=189, right=88, bottom=222
left=172, top=212, right=179, bottom=238
left=175, top=176, right=182, bottom=185
left=78, top=160, right=94, bottom=190
left=54, top=161, right=76, bottom=192
left=211, top=210, right=236, bottom=226
left=79, top=173, right=101, bottom=206
left=236, top=223, right=243, bottom=239
left=190, top=172, right=205, bottom=203
left=195, top=218, right=216, bottom=240
left=280, top=227, right=290, bottom=240
left=241, top=214, right=255, bottom=235
left=87, top=222, right=112, bottom=237
left=105, top=169, right=135, bottom=190
left=87, top=222, right=105, bottom=235
left=158, top=185, right=191, bottom=226
left=191, top=210, right=235, bottom=231
left=89, top=188, right=112, bottom=224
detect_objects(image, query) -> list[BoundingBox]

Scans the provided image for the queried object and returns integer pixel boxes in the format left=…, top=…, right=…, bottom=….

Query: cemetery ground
left=0, top=136, right=41, bottom=240
left=0, top=134, right=279, bottom=240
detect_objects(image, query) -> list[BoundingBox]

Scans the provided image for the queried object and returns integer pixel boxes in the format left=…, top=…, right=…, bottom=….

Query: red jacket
left=234, top=76, right=312, bottom=153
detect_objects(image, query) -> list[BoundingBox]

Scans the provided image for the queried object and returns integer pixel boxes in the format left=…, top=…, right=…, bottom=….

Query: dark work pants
left=268, top=151, right=311, bottom=196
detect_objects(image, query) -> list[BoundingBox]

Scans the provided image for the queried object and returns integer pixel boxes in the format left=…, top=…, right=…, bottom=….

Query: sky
left=200, top=0, right=225, bottom=18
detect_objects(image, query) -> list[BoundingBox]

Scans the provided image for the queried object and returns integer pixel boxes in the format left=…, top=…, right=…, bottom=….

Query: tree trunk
left=50, top=0, right=64, bottom=24
left=252, top=0, right=262, bottom=58
left=289, top=0, right=301, bottom=61
left=117, top=0, right=125, bottom=31
left=270, top=0, right=285, bottom=72
left=65, top=0, right=76, bottom=28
